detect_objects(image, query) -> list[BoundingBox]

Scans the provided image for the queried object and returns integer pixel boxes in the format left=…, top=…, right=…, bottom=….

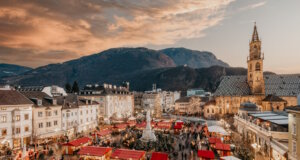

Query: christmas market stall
left=110, top=149, right=146, bottom=160
left=78, top=146, right=112, bottom=160
left=62, top=137, right=91, bottom=155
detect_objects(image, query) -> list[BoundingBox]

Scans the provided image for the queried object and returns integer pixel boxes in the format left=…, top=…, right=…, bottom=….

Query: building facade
left=0, top=89, right=33, bottom=149
left=174, top=96, right=203, bottom=115
left=21, top=91, right=63, bottom=144
left=79, top=83, right=133, bottom=123
left=286, top=106, right=300, bottom=160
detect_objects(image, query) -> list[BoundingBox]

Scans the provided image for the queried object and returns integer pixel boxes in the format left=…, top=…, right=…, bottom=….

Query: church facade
left=214, top=24, right=300, bottom=114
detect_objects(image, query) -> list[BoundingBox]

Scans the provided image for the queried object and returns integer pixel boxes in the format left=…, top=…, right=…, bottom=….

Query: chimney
left=103, top=83, right=107, bottom=88
left=109, top=84, right=112, bottom=89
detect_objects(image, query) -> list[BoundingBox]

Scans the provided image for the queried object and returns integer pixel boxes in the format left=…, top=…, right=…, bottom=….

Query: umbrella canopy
left=207, top=125, right=229, bottom=135
left=221, top=156, right=241, bottom=160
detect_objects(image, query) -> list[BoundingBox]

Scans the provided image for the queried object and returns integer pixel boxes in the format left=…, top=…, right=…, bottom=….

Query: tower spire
left=252, top=22, right=259, bottom=42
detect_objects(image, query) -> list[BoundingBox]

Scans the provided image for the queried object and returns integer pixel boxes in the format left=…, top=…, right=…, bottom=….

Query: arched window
left=255, top=62, right=260, bottom=71
left=250, top=64, right=252, bottom=70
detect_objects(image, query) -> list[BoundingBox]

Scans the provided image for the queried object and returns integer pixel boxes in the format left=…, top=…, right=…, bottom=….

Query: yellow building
left=214, top=24, right=300, bottom=114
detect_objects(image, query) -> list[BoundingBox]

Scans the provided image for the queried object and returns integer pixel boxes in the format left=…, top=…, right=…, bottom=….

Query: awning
left=215, top=143, right=231, bottom=151
left=221, top=156, right=241, bottom=160
left=208, top=126, right=229, bottom=135
left=151, top=152, right=168, bottom=160
left=197, top=150, right=215, bottom=159
left=209, top=137, right=222, bottom=144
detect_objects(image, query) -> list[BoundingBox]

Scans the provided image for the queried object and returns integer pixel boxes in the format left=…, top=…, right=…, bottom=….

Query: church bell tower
left=247, top=23, right=265, bottom=95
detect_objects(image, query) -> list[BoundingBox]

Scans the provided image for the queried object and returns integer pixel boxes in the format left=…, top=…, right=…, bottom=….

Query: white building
left=79, top=83, right=134, bottom=122
left=0, top=89, right=33, bottom=149
left=58, top=94, right=98, bottom=137
left=21, top=91, right=63, bottom=144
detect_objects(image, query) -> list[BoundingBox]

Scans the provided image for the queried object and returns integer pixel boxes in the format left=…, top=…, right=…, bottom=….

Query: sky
left=0, top=0, right=299, bottom=74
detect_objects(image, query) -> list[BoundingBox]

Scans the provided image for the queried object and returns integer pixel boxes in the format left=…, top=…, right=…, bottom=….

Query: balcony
left=234, top=116, right=288, bottom=139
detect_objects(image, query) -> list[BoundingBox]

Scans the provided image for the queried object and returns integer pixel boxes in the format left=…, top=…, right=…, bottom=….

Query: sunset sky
left=0, top=0, right=299, bottom=73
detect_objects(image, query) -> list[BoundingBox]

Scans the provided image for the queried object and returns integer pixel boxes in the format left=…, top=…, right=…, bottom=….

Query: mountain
left=0, top=47, right=241, bottom=91
left=0, top=63, right=32, bottom=78
left=1, top=47, right=176, bottom=86
left=160, top=48, right=229, bottom=68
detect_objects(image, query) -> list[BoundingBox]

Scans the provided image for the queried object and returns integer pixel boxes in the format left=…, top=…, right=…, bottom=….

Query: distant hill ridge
left=0, top=47, right=245, bottom=91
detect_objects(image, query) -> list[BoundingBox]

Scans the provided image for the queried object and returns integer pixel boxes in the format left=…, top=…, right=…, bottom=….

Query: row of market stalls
left=62, top=137, right=168, bottom=160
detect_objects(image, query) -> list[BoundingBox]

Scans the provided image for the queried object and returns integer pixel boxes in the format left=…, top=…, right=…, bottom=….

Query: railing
left=234, top=116, right=271, bottom=136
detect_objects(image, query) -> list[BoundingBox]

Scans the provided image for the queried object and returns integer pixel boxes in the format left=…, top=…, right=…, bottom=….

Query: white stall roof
left=269, top=119, right=288, bottom=125
left=250, top=113, right=278, bottom=117
left=258, top=115, right=288, bottom=120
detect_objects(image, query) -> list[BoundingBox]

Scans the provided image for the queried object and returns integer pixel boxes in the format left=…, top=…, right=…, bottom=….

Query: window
left=16, top=128, right=20, bottom=134
left=38, top=123, right=43, bottom=128
left=81, top=119, right=83, bottom=124
left=207, top=109, right=209, bottom=114
left=46, top=111, right=51, bottom=117
left=38, top=112, right=43, bottom=117
left=46, top=122, right=51, bottom=127
left=1, top=129, right=7, bottom=136
left=255, top=62, right=260, bottom=71
left=80, top=111, right=83, bottom=115
left=24, top=126, right=29, bottom=132
left=292, top=123, right=297, bottom=135
left=86, top=118, right=89, bottom=122
left=67, top=113, right=69, bottom=117
left=54, top=110, right=58, bottom=116
left=1, top=116, right=7, bottom=123
left=293, top=140, right=297, bottom=155
left=63, top=113, right=65, bottom=117
left=212, top=109, right=214, bottom=114
left=24, top=114, right=29, bottom=120
left=54, top=121, right=58, bottom=126
left=15, top=115, right=20, bottom=121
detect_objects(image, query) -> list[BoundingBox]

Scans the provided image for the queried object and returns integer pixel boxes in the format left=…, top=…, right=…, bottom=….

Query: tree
left=71, top=81, right=79, bottom=93
left=65, top=83, right=72, bottom=93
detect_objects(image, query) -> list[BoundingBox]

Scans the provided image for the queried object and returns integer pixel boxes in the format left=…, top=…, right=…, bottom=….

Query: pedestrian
left=181, top=152, right=184, bottom=160
left=184, top=153, right=187, bottom=160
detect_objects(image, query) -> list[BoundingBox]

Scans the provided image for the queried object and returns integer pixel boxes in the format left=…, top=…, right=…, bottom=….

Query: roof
left=111, top=149, right=145, bottom=160
left=268, top=119, right=288, bottom=125
left=208, top=126, right=229, bottom=135
left=215, top=143, right=231, bottom=151
left=221, top=156, right=241, bottom=160
left=56, top=94, right=98, bottom=109
left=80, top=84, right=130, bottom=96
left=175, top=96, right=191, bottom=103
left=286, top=106, right=300, bottom=112
left=214, top=76, right=250, bottom=96
left=239, top=102, right=258, bottom=111
left=204, top=100, right=216, bottom=106
left=78, top=146, right=112, bottom=157
left=63, top=137, right=91, bottom=147
left=208, top=137, right=222, bottom=144
left=0, top=90, right=33, bottom=105
left=20, top=91, right=56, bottom=107
left=151, top=152, right=168, bottom=160
left=197, top=150, right=215, bottom=159
left=93, top=129, right=112, bottom=137
left=262, top=95, right=286, bottom=102
left=214, top=74, right=300, bottom=97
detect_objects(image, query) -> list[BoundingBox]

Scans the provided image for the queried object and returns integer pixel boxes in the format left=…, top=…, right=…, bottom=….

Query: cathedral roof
left=262, top=94, right=286, bottom=102
left=214, top=76, right=250, bottom=96
left=214, top=74, right=300, bottom=97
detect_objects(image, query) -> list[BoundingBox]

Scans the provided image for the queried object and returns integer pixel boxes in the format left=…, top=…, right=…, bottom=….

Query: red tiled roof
left=208, top=137, right=222, bottom=144
left=93, top=129, right=112, bottom=137
left=136, top=122, right=146, bottom=128
left=78, top=146, right=112, bottom=157
left=63, top=137, right=91, bottom=147
left=151, top=152, right=168, bottom=160
left=111, top=149, right=145, bottom=160
left=114, top=123, right=129, bottom=129
left=197, top=150, right=215, bottom=159
left=155, top=122, right=171, bottom=129
left=215, top=143, right=231, bottom=151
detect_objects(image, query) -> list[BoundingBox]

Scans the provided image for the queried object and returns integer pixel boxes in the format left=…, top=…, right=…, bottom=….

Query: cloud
left=0, top=0, right=235, bottom=67
left=238, top=1, right=267, bottom=11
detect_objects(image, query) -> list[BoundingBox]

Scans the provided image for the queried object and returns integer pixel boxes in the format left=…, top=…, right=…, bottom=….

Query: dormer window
left=37, top=99, right=42, bottom=106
